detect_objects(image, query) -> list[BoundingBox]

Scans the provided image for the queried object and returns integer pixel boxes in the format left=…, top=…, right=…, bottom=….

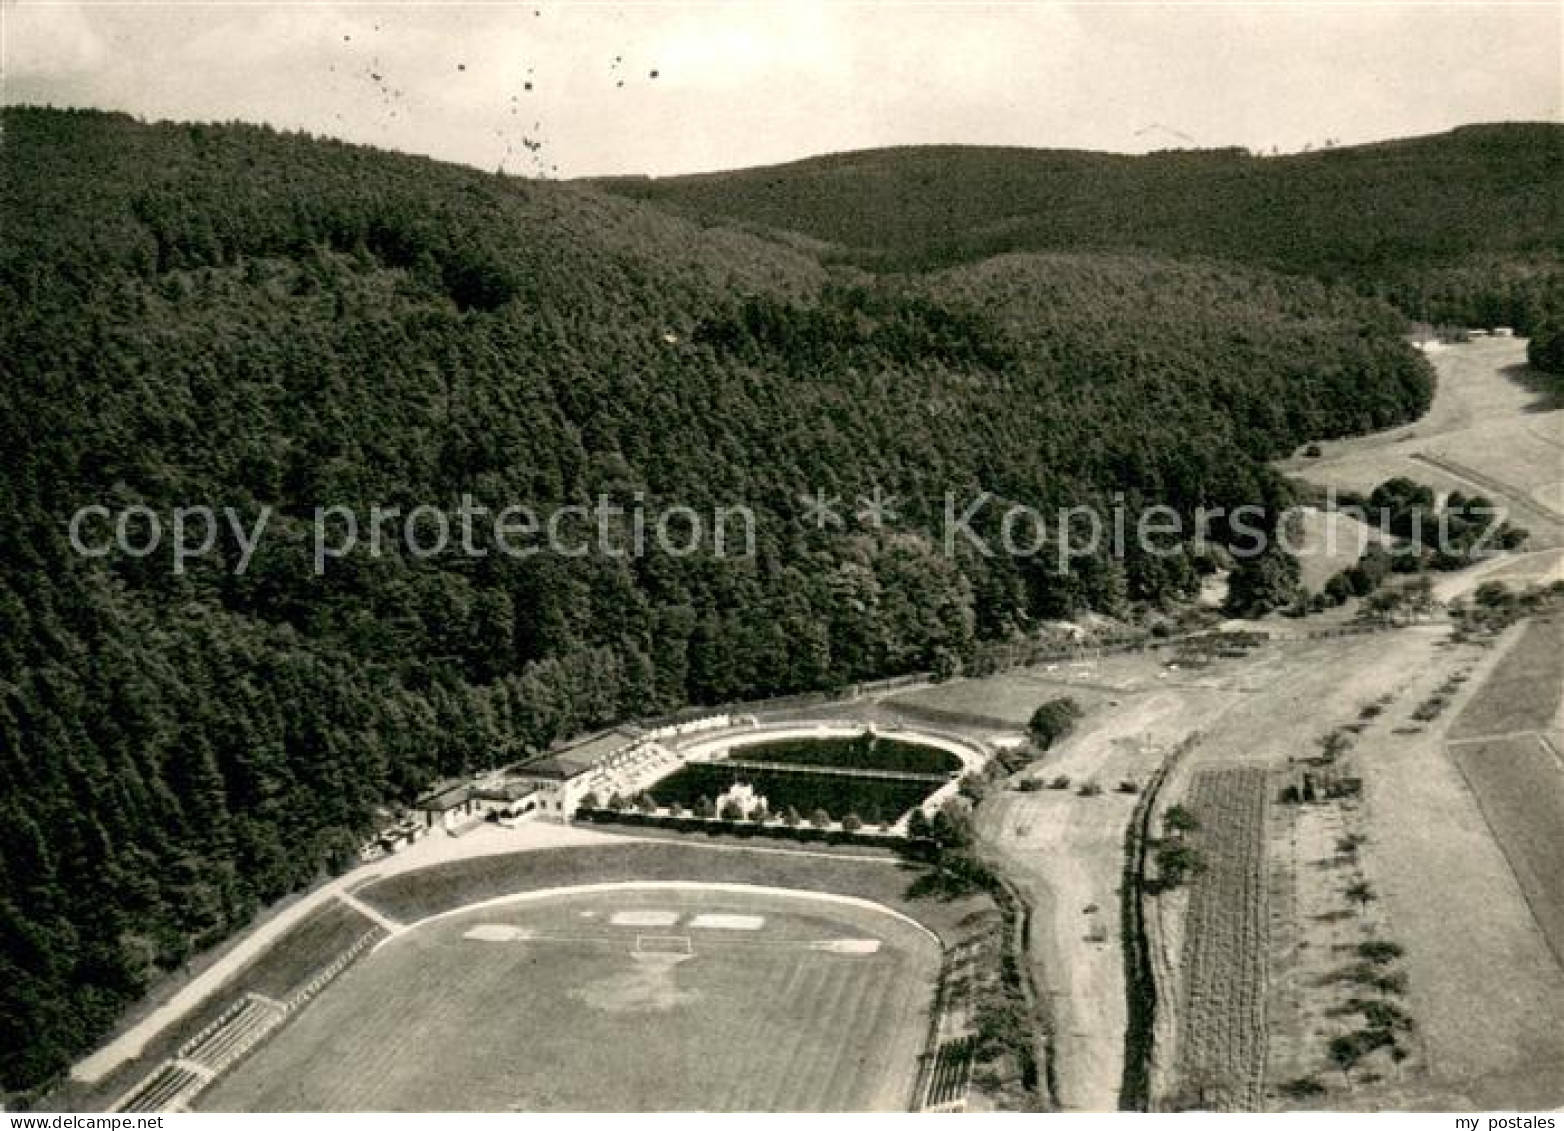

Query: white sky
left=3, top=1, right=1560, bottom=177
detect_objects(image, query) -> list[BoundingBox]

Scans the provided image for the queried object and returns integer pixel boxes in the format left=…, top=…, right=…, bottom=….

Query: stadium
left=86, top=719, right=1009, bottom=1114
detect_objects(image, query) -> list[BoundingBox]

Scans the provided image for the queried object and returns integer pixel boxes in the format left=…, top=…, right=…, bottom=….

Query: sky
left=3, top=1, right=1560, bottom=178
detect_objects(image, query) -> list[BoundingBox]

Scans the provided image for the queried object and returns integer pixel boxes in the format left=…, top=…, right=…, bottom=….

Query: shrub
left=1163, top=804, right=1201, bottom=834
left=1280, top=1075, right=1326, bottom=1098
left=1028, top=697, right=1083, bottom=750
left=1077, top=780, right=1103, bottom=797
left=1048, top=774, right=1072, bottom=790
left=1154, top=842, right=1205, bottom=889
left=1356, top=940, right=1404, bottom=965
left=841, top=812, right=863, bottom=832
left=809, top=808, right=833, bottom=829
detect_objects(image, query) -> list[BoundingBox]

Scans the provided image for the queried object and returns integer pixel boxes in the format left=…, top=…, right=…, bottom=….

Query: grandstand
left=919, top=1035, right=978, bottom=1111
left=912, top=937, right=987, bottom=1112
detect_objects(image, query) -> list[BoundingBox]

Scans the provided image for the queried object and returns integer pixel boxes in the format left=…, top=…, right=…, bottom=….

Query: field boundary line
left=368, top=881, right=943, bottom=954
left=1446, top=729, right=1548, bottom=746
left=1411, top=450, right=1564, bottom=526
left=1539, top=734, right=1564, bottom=773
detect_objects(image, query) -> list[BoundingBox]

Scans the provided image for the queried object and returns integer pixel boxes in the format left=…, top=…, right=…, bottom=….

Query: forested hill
left=595, top=124, right=1564, bottom=331
left=1, top=106, right=1430, bottom=1097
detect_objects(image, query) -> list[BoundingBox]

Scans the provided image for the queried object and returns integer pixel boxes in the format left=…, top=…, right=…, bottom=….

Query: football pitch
left=198, top=887, right=941, bottom=1112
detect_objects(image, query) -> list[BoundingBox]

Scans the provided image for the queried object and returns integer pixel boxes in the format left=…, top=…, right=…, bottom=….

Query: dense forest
left=0, top=107, right=1437, bottom=1095
left=596, top=124, right=1564, bottom=331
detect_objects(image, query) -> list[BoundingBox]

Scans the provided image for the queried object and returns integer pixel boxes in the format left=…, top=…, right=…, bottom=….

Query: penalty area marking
left=464, top=925, right=536, bottom=943
left=609, top=909, right=680, bottom=928
left=809, top=938, right=881, bottom=955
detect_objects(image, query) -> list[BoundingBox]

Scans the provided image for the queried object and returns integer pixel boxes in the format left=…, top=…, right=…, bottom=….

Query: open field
left=1448, top=736, right=1564, bottom=969
left=952, top=653, right=1254, bottom=1109
left=1447, top=615, right=1564, bottom=739
left=1288, top=507, right=1380, bottom=593
left=1169, top=768, right=1271, bottom=1112
left=199, top=888, right=941, bottom=1111
left=1278, top=338, right=1564, bottom=549
left=1351, top=625, right=1564, bottom=1109
left=921, top=613, right=1564, bottom=1110
left=885, top=668, right=1113, bottom=727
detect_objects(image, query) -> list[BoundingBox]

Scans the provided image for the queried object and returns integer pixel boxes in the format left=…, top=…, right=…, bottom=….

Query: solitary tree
left=1345, top=879, right=1378, bottom=907
left=1163, top=805, right=1200, bottom=835
left=1028, top=697, right=1083, bottom=750
left=1328, top=1033, right=1367, bottom=1081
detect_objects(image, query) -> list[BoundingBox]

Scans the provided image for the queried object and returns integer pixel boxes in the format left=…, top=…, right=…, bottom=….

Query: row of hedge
left=572, top=806, right=906, bottom=847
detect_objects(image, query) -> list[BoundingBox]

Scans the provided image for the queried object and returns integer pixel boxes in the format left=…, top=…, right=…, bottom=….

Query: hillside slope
left=0, top=106, right=1430, bottom=1096
left=595, top=124, right=1564, bottom=329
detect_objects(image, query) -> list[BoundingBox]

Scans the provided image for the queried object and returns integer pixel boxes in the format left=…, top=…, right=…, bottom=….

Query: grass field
left=1443, top=616, right=1564, bottom=974
left=198, top=889, right=941, bottom=1111
left=353, top=842, right=991, bottom=946
left=733, top=734, right=960, bottom=774
left=1447, top=616, right=1563, bottom=740
left=887, top=669, right=1112, bottom=727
